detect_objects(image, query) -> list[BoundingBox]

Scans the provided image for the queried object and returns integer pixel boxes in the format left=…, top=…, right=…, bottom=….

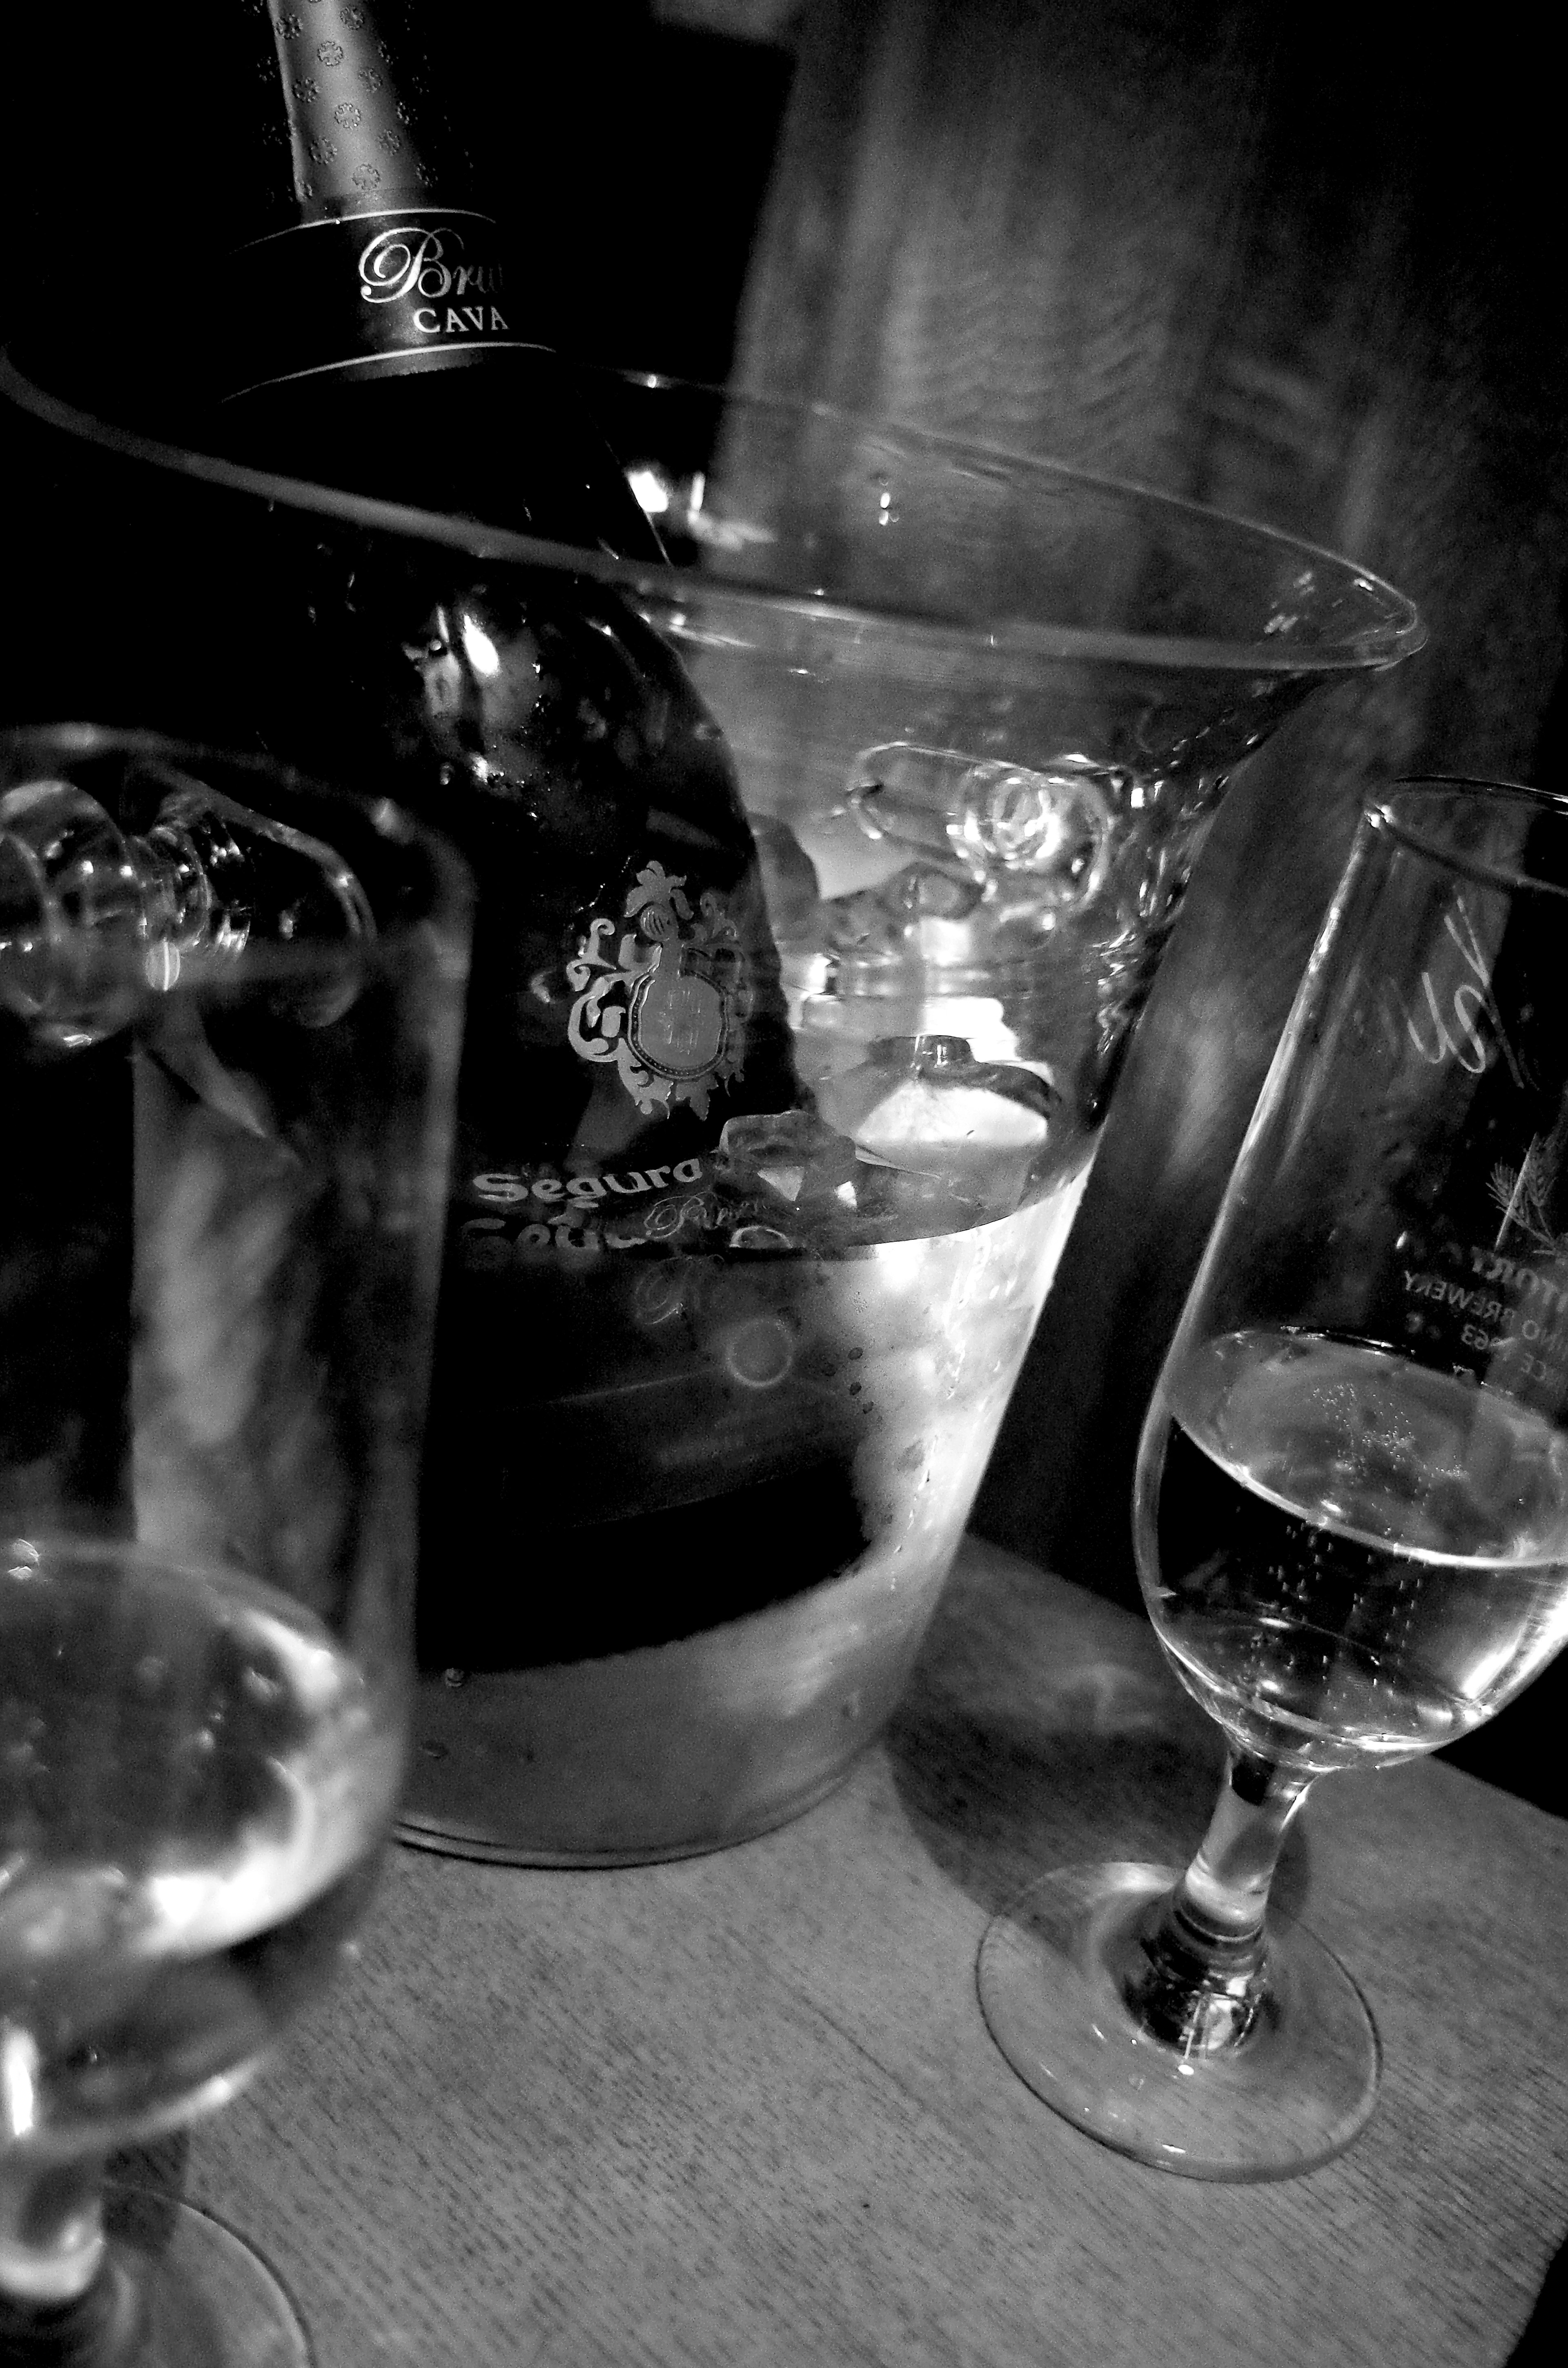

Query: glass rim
left=0, top=719, right=472, bottom=987
left=0, top=346, right=1425, bottom=682
left=1365, top=773, right=1568, bottom=901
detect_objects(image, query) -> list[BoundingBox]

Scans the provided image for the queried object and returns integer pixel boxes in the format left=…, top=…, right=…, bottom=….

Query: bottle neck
left=227, top=1, right=544, bottom=403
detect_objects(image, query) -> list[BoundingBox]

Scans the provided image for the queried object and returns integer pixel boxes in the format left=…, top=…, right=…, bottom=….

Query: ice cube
left=842, top=1157, right=987, bottom=1242
left=715, top=1108, right=861, bottom=1209
left=750, top=814, right=822, bottom=945
left=848, top=743, right=1116, bottom=910
left=820, top=864, right=986, bottom=961
left=816, top=1035, right=1058, bottom=1222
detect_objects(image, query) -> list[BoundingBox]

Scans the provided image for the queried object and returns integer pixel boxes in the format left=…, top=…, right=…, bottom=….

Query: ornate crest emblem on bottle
left=566, top=861, right=748, bottom=1120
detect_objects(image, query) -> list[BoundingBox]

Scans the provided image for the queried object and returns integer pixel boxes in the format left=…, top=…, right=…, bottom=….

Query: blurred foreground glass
left=979, top=778, right=1568, bottom=2178
left=1, top=355, right=1422, bottom=1862
left=0, top=728, right=468, bottom=2362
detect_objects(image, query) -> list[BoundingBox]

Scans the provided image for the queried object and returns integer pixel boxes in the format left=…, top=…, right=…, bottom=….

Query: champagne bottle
left=216, top=2, right=811, bottom=1678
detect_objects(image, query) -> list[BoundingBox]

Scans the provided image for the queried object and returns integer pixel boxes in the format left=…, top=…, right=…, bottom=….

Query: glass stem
left=1120, top=1749, right=1314, bottom=2057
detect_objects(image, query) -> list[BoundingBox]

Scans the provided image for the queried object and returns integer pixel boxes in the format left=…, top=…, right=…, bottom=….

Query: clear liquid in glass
left=1136, top=1330, right=1568, bottom=1772
left=0, top=1541, right=401, bottom=2161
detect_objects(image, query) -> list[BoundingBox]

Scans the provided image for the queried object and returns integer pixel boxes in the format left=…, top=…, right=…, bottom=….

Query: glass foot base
left=977, top=1861, right=1380, bottom=2182
left=0, top=2191, right=310, bottom=2368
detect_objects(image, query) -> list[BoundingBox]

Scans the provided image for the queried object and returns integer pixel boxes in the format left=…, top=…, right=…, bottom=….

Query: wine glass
left=978, top=775, right=1568, bottom=2180
left=0, top=728, right=468, bottom=2361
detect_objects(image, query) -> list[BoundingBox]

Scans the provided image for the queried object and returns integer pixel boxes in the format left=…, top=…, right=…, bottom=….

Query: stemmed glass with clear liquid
left=978, top=776, right=1568, bottom=2180
left=0, top=729, right=467, bottom=2361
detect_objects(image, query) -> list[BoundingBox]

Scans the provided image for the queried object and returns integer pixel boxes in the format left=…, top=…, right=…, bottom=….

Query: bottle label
left=224, top=207, right=536, bottom=399
left=458, top=1155, right=722, bottom=1265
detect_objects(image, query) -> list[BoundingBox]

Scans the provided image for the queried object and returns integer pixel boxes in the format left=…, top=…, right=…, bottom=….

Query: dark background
left=5, top=0, right=1568, bottom=1812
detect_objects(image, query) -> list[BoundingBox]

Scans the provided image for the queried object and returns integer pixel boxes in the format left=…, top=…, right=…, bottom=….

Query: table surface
left=163, top=1537, right=1568, bottom=2368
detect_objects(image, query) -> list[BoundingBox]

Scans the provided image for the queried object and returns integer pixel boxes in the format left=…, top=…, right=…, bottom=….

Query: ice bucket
left=0, top=353, right=1422, bottom=1861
